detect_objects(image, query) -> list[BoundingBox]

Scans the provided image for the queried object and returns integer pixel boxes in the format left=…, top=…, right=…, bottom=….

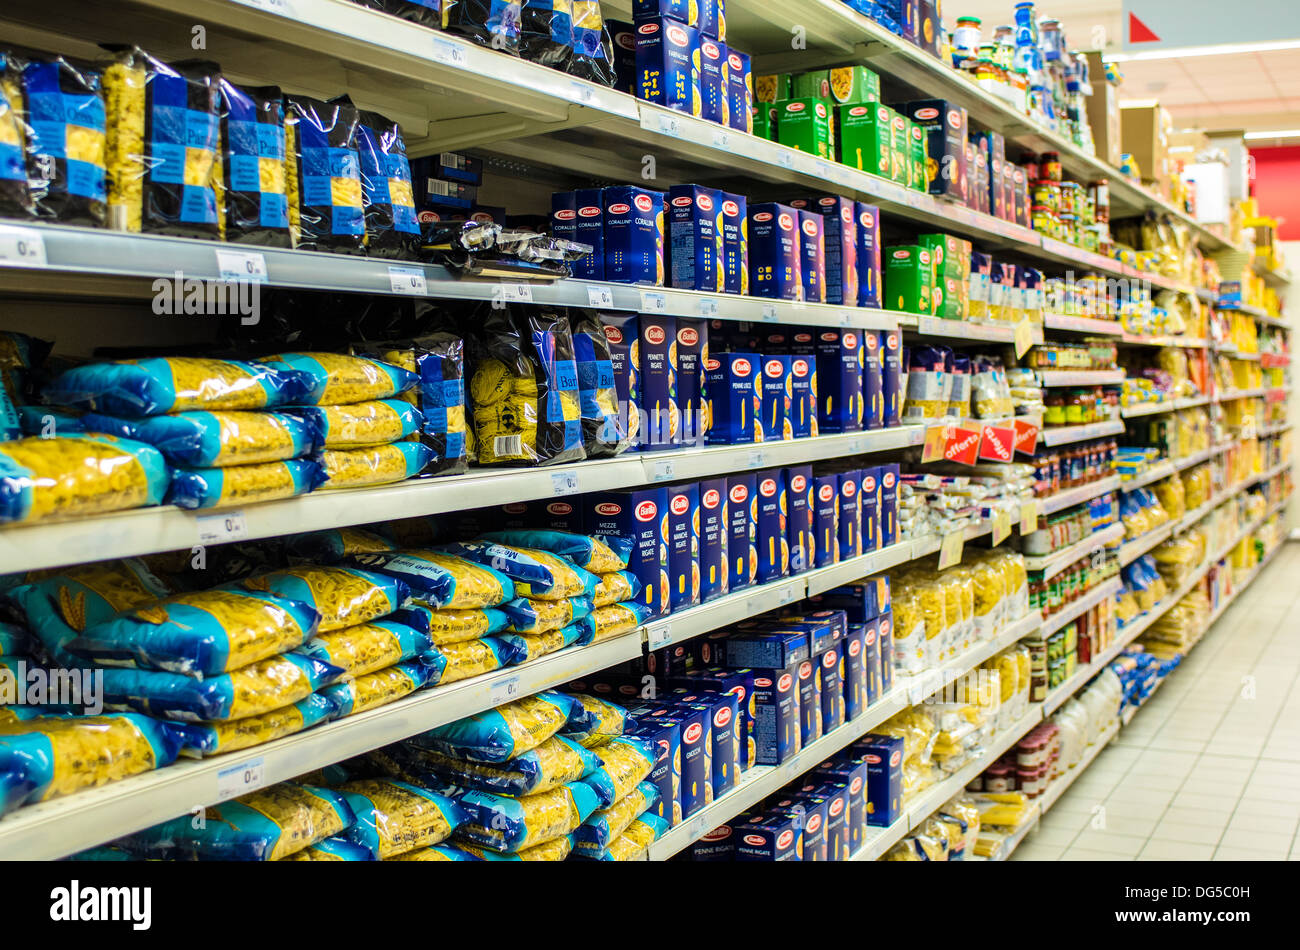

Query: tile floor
left=1011, top=542, right=1300, bottom=862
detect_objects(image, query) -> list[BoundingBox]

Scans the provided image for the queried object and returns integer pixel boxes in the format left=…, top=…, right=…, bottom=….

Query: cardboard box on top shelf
left=1183, top=161, right=1230, bottom=225
left=1120, top=101, right=1171, bottom=191
left=1084, top=51, right=1122, bottom=168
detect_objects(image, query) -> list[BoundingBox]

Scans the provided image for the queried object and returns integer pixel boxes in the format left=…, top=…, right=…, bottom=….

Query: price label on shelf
left=568, top=80, right=594, bottom=104
left=1013, top=320, right=1034, bottom=358
left=1020, top=499, right=1039, bottom=535
left=648, top=458, right=675, bottom=481
left=429, top=37, right=468, bottom=67
left=240, top=0, right=295, bottom=14
left=711, top=129, right=731, bottom=150
left=196, top=510, right=248, bottom=545
left=992, top=509, right=1013, bottom=546
left=216, top=756, right=265, bottom=801
left=646, top=622, right=673, bottom=650
left=640, top=291, right=667, bottom=314
left=776, top=150, right=794, bottom=169
left=586, top=285, right=615, bottom=308
left=501, top=282, right=534, bottom=303
left=489, top=674, right=522, bottom=706
left=921, top=424, right=950, bottom=463
left=388, top=265, right=428, bottom=296
left=747, top=450, right=765, bottom=469
left=938, top=531, right=964, bottom=569
left=698, top=297, right=719, bottom=318
left=761, top=304, right=779, bottom=323
left=215, top=249, right=268, bottom=283
left=550, top=471, right=579, bottom=496
left=647, top=112, right=682, bottom=138
left=0, top=226, right=47, bottom=267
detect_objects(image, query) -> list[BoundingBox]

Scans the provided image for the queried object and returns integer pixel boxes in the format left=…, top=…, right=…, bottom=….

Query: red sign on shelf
left=944, top=425, right=983, bottom=465
left=1013, top=418, right=1040, bottom=456
left=979, top=424, right=1017, bottom=463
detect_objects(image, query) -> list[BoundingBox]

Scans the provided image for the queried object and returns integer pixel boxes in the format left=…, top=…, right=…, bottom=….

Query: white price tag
left=747, top=450, right=765, bottom=468
left=815, top=161, right=832, bottom=180
left=0, top=226, right=46, bottom=267
left=430, top=37, right=467, bottom=67
left=489, top=674, right=522, bottom=706
left=569, top=80, right=594, bottom=104
left=196, top=510, right=248, bottom=545
left=839, top=311, right=853, bottom=327
left=388, top=265, right=427, bottom=295
left=761, top=304, right=779, bottom=323
left=215, top=249, right=268, bottom=284
left=241, top=0, right=294, bottom=12
left=658, top=113, right=683, bottom=137
left=501, top=282, right=533, bottom=303
left=776, top=150, right=794, bottom=169
left=711, top=129, right=731, bottom=150
left=687, top=814, right=709, bottom=840
left=216, top=756, right=265, bottom=801
left=587, top=285, right=615, bottom=308
left=551, top=471, right=579, bottom=496
left=648, top=458, right=676, bottom=481
left=698, top=297, right=719, bottom=317
left=646, top=622, right=673, bottom=650
left=640, top=291, right=667, bottom=313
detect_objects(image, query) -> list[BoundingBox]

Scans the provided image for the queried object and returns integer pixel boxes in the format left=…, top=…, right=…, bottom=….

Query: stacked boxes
left=632, top=1, right=750, bottom=131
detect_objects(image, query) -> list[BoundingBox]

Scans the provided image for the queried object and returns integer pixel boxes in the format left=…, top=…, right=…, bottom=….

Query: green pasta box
left=777, top=98, right=832, bottom=159
left=753, top=103, right=779, bottom=141
left=754, top=73, right=792, bottom=104
left=890, top=113, right=909, bottom=184
left=917, top=234, right=964, bottom=280
left=792, top=66, right=880, bottom=106
left=884, top=245, right=933, bottom=315
left=908, top=122, right=928, bottom=192
left=838, top=103, right=891, bottom=178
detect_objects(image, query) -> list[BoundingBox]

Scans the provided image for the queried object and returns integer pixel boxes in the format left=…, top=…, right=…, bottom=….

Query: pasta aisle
left=0, top=0, right=1293, bottom=876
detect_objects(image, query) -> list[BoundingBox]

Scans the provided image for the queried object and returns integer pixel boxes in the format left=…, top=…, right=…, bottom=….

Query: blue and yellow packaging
left=798, top=209, right=826, bottom=304
left=735, top=809, right=802, bottom=860
left=843, top=622, right=867, bottom=718
left=722, top=629, right=808, bottom=669
left=749, top=202, right=802, bottom=300
left=588, top=488, right=669, bottom=617
left=812, top=474, right=839, bottom=568
left=668, top=185, right=723, bottom=292
left=760, top=355, right=793, bottom=442
left=854, top=201, right=882, bottom=308
left=688, top=823, right=737, bottom=860
left=699, top=36, right=728, bottom=125
left=837, top=468, right=862, bottom=561
left=755, top=469, right=788, bottom=583
left=860, top=466, right=881, bottom=552
left=795, top=654, right=822, bottom=746
left=698, top=0, right=723, bottom=38
left=808, top=195, right=858, bottom=305
left=818, top=641, right=845, bottom=734
left=551, top=190, right=577, bottom=243
left=632, top=702, right=711, bottom=817
left=635, top=17, right=701, bottom=116
left=780, top=791, right=827, bottom=861
left=725, top=48, right=752, bottom=133
left=675, top=318, right=707, bottom=448
left=815, top=757, right=868, bottom=853
left=878, top=608, right=893, bottom=692
left=720, top=192, right=748, bottom=294
left=862, top=330, right=883, bottom=430
left=673, top=689, right=739, bottom=796
left=789, top=352, right=817, bottom=438
left=856, top=733, right=903, bottom=826
left=879, top=462, right=899, bottom=546
left=637, top=314, right=678, bottom=450
left=666, top=482, right=701, bottom=611
left=604, top=185, right=665, bottom=285
left=706, top=352, right=762, bottom=445
left=675, top=667, right=756, bottom=772
left=864, top=618, right=882, bottom=703
left=625, top=717, right=682, bottom=825
left=726, top=472, right=758, bottom=591
left=748, top=664, right=801, bottom=765
left=784, top=464, right=814, bottom=574
left=699, top=477, right=728, bottom=602
left=600, top=314, right=641, bottom=450
left=633, top=0, right=697, bottom=25
left=572, top=187, right=606, bottom=280
left=815, top=329, right=863, bottom=433
left=882, top=327, right=902, bottom=426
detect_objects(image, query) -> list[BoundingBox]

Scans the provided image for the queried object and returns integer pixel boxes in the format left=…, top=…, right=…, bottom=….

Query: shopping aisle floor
left=1012, top=542, right=1300, bottom=861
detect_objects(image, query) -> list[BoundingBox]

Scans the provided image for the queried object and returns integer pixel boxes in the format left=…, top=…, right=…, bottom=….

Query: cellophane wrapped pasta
left=283, top=94, right=364, bottom=253
left=217, top=78, right=291, bottom=246
left=0, top=434, right=168, bottom=525
left=22, top=53, right=107, bottom=226
left=166, top=457, right=326, bottom=509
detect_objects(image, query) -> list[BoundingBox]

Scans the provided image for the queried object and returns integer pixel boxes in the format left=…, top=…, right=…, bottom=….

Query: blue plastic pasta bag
left=389, top=843, right=483, bottom=861
left=262, top=352, right=417, bottom=406
left=574, top=600, right=651, bottom=645
left=240, top=566, right=407, bottom=633
left=22, top=54, right=107, bottom=226
left=283, top=526, right=397, bottom=564
left=317, top=441, right=432, bottom=488
left=43, top=357, right=316, bottom=417
left=391, top=603, right=510, bottom=645
left=165, top=457, right=326, bottom=510
left=496, top=622, right=583, bottom=664
left=0, top=434, right=169, bottom=525
left=80, top=410, right=316, bottom=467
left=500, top=594, right=593, bottom=634
left=321, top=655, right=442, bottom=717
left=346, top=549, right=514, bottom=608
left=561, top=693, right=629, bottom=747
left=356, top=107, right=420, bottom=259
left=389, top=733, right=601, bottom=797
left=578, top=811, right=669, bottom=860
left=177, top=692, right=338, bottom=758
left=478, top=528, right=632, bottom=573
left=72, top=587, right=320, bottom=676
left=441, top=541, right=599, bottom=599
left=0, top=622, right=32, bottom=657
left=288, top=398, right=422, bottom=448
left=449, top=779, right=603, bottom=852
left=218, top=78, right=291, bottom=247
left=573, top=779, right=659, bottom=854
left=284, top=94, right=365, bottom=253
left=341, top=778, right=465, bottom=859
left=18, top=406, right=84, bottom=437
left=411, top=690, right=583, bottom=763
left=122, top=783, right=355, bottom=860
left=582, top=735, right=655, bottom=807
left=293, top=620, right=430, bottom=677
left=283, top=836, right=375, bottom=861
left=592, top=569, right=643, bottom=607
left=435, top=636, right=519, bottom=684
left=457, top=834, right=575, bottom=860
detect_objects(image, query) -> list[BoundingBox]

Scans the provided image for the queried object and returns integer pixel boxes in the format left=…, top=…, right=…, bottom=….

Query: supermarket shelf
left=1121, top=334, right=1208, bottom=349
left=1258, top=422, right=1294, bottom=437
left=1039, top=577, right=1124, bottom=641
left=904, top=315, right=1043, bottom=347
left=970, top=801, right=1041, bottom=862
left=1219, top=304, right=1269, bottom=319
left=1043, top=621, right=1138, bottom=715
left=1039, top=419, right=1125, bottom=446
left=803, top=537, right=925, bottom=599
left=1120, top=402, right=1177, bottom=419
left=896, top=611, right=1043, bottom=706
left=1024, top=523, right=1125, bottom=579
left=1119, top=460, right=1176, bottom=493
left=1118, top=523, right=1175, bottom=568
left=1216, top=387, right=1268, bottom=401
left=1255, top=314, right=1292, bottom=329
left=1252, top=260, right=1292, bottom=289
left=1243, top=460, right=1293, bottom=491
left=1044, top=314, right=1125, bottom=337
left=1037, top=721, right=1121, bottom=815
left=850, top=816, right=911, bottom=862
left=1230, top=352, right=1262, bottom=362
left=1172, top=443, right=1227, bottom=474
left=1039, top=476, right=1122, bottom=516
left=1038, top=370, right=1127, bottom=387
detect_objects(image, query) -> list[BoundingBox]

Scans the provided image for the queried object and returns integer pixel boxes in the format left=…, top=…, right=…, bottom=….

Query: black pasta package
left=0, top=49, right=35, bottom=218
left=354, top=106, right=421, bottom=259
left=366, top=329, right=470, bottom=476
left=283, top=93, right=365, bottom=254
left=520, top=0, right=572, bottom=69
left=569, top=308, right=629, bottom=458
left=352, top=0, right=443, bottom=28
left=566, top=2, right=616, bottom=87
left=442, top=0, right=523, bottom=54
left=217, top=79, right=291, bottom=247
left=20, top=52, right=107, bottom=226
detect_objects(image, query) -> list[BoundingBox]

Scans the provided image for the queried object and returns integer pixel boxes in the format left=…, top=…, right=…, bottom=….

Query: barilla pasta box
left=812, top=473, right=839, bottom=568
left=668, top=184, right=723, bottom=293
left=754, top=469, right=788, bottom=583
left=672, top=689, right=740, bottom=796
left=705, top=352, right=761, bottom=445
left=749, top=202, right=802, bottom=300
left=808, top=195, right=857, bottom=305
left=607, top=19, right=638, bottom=95
left=698, top=477, right=728, bottom=602
left=725, top=472, right=758, bottom=591
left=572, top=187, right=606, bottom=280
left=636, top=17, right=701, bottom=117
left=908, top=121, right=927, bottom=192
left=631, top=705, right=710, bottom=818
left=815, top=328, right=863, bottom=433
left=784, top=464, right=814, bottom=574
left=625, top=717, right=681, bottom=824
left=748, top=664, right=801, bottom=766
left=645, top=641, right=692, bottom=678
left=676, top=667, right=756, bottom=771
left=604, top=185, right=665, bottom=285
left=666, top=482, right=701, bottom=612
left=884, top=245, right=933, bottom=314
left=903, top=99, right=968, bottom=202
left=719, top=192, right=748, bottom=294
left=633, top=0, right=696, bottom=22
left=789, top=351, right=817, bottom=438
left=864, top=617, right=882, bottom=703
left=551, top=191, right=577, bottom=243
left=843, top=622, right=867, bottom=719
left=814, top=782, right=851, bottom=861
left=795, top=655, right=822, bottom=746
left=889, top=111, right=908, bottom=183
left=722, top=629, right=808, bottom=669
left=675, top=318, right=708, bottom=448
left=588, top=488, right=669, bottom=616
left=734, top=810, right=802, bottom=860
left=854, top=202, right=882, bottom=308
left=777, top=98, right=832, bottom=159
left=882, top=327, right=902, bottom=426
left=838, top=102, right=891, bottom=177
left=812, top=577, right=890, bottom=622
left=798, top=209, right=826, bottom=304
left=879, top=462, right=899, bottom=546
left=862, top=330, right=883, bottom=430
left=637, top=315, right=678, bottom=450
left=689, top=823, right=736, bottom=860
left=878, top=607, right=894, bottom=692
left=860, top=466, right=881, bottom=551
left=818, top=640, right=845, bottom=734
left=856, top=733, right=903, bottom=826
left=725, top=49, right=752, bottom=134
left=698, top=0, right=722, bottom=38
left=698, top=35, right=728, bottom=125
left=815, top=757, right=868, bottom=853
left=776, top=792, right=827, bottom=861
left=759, top=354, right=792, bottom=442
left=836, top=468, right=862, bottom=560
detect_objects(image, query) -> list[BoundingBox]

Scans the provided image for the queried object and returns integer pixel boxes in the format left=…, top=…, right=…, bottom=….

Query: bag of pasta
left=393, top=603, right=510, bottom=644
left=317, top=442, right=431, bottom=489
left=289, top=399, right=422, bottom=449
left=283, top=94, right=364, bottom=253
left=389, top=732, right=602, bottom=797
left=178, top=692, right=337, bottom=757
left=322, top=655, right=442, bottom=717
left=347, top=549, right=514, bottom=607
left=0, top=712, right=186, bottom=816
left=20, top=53, right=107, bottom=226
left=449, top=778, right=603, bottom=852
left=283, top=526, right=396, bottom=564
left=583, top=735, right=655, bottom=807
left=102, top=48, right=221, bottom=237
left=592, top=569, right=641, bottom=607
left=497, top=623, right=582, bottom=664
left=568, top=309, right=628, bottom=458
left=479, top=528, right=632, bottom=574
left=903, top=345, right=950, bottom=422
left=262, top=352, right=417, bottom=406
left=387, top=844, right=479, bottom=862
left=0, top=622, right=31, bottom=658
left=354, top=107, right=419, bottom=259
left=459, top=834, right=574, bottom=860
left=369, top=331, right=469, bottom=476
left=217, top=78, right=290, bottom=246
left=970, top=557, right=1006, bottom=639
left=561, top=694, right=628, bottom=747
left=443, top=540, right=599, bottom=599
left=520, top=0, right=572, bottom=68
left=442, top=0, right=523, bottom=53
left=341, top=778, right=464, bottom=859
left=166, top=457, right=326, bottom=509
left=0, top=51, right=33, bottom=219
left=576, top=601, right=651, bottom=645
left=283, top=836, right=375, bottom=861
left=578, top=812, right=669, bottom=861
left=411, top=690, right=582, bottom=763
left=500, top=594, right=593, bottom=634
left=435, top=636, right=518, bottom=684
left=240, top=566, right=406, bottom=633
left=354, top=0, right=443, bottom=28
left=82, top=409, right=316, bottom=467
left=573, top=779, right=658, bottom=855
left=293, top=620, right=430, bottom=677
left=0, top=434, right=169, bottom=525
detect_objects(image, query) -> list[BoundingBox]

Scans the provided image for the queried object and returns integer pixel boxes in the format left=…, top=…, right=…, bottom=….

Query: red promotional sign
left=1013, top=418, right=1039, bottom=456
left=944, top=426, right=983, bottom=465
left=979, top=424, right=1016, bottom=463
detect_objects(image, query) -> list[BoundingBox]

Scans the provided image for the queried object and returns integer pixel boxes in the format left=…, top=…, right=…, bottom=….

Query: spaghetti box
left=688, top=823, right=737, bottom=860
left=636, top=17, right=701, bottom=117
left=666, top=482, right=701, bottom=611
left=753, top=102, right=778, bottom=140
left=1001, top=159, right=1015, bottom=224
left=854, top=202, right=882, bottom=308
left=838, top=102, right=891, bottom=177
left=843, top=622, right=867, bottom=718
left=815, top=328, right=863, bottom=433
left=571, top=188, right=605, bottom=280
left=734, top=810, right=802, bottom=860
left=798, top=209, right=826, bottom=304
left=755, top=469, right=789, bottom=583
left=818, top=641, right=845, bottom=733
left=625, top=717, right=681, bottom=824
left=889, top=112, right=909, bottom=183
left=633, top=0, right=696, bottom=23
left=857, top=733, right=904, bottom=826
left=878, top=609, right=894, bottom=692
left=860, top=466, right=880, bottom=551
left=607, top=19, right=638, bottom=95
left=601, top=314, right=641, bottom=450
left=882, top=327, right=901, bottom=425
left=725, top=50, right=752, bottom=134
left=631, top=706, right=710, bottom=819
left=812, top=474, right=839, bottom=568
left=604, top=186, right=665, bottom=285
left=918, top=232, right=963, bottom=279
left=722, top=629, right=808, bottom=670
left=807, top=195, right=858, bottom=305
left=812, top=578, right=890, bottom=622
left=760, top=354, right=792, bottom=442
left=815, top=758, right=868, bottom=852
left=719, top=192, right=748, bottom=294
left=698, top=477, right=729, bottom=602
left=971, top=144, right=988, bottom=213
left=795, top=655, right=822, bottom=746
left=676, top=667, right=756, bottom=771
left=698, top=0, right=722, bottom=38
left=909, top=121, right=927, bottom=192
left=836, top=468, right=862, bottom=560
left=792, top=66, right=880, bottom=105
left=672, top=690, right=740, bottom=796
left=706, top=352, right=761, bottom=445
left=862, top=330, right=883, bottom=430
left=903, top=99, right=967, bottom=201
left=726, top=472, right=757, bottom=591
left=1014, top=165, right=1030, bottom=227
left=588, top=488, right=669, bottom=617
left=777, top=792, right=827, bottom=861
left=749, top=664, right=801, bottom=765
left=551, top=191, right=577, bottom=243
left=789, top=352, right=816, bottom=438
left=676, top=318, right=708, bottom=448
left=698, top=35, right=728, bottom=125
left=879, top=463, right=899, bottom=546
left=864, top=618, right=882, bottom=703
left=777, top=98, right=833, bottom=159
left=784, top=464, right=814, bottom=574
left=637, top=314, right=678, bottom=450
left=645, top=641, right=693, bottom=678
left=749, top=203, right=802, bottom=300
left=817, top=782, right=852, bottom=861
left=884, top=245, right=933, bottom=314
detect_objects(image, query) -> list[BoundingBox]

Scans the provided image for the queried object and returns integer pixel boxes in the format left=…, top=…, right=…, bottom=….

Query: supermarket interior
left=0, top=0, right=1298, bottom=881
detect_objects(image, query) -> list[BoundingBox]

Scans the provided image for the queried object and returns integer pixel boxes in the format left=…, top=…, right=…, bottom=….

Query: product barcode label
left=494, top=434, right=523, bottom=458
left=747, top=450, right=765, bottom=469
left=388, top=265, right=427, bottom=295
left=216, top=757, right=265, bottom=801
left=0, top=226, right=47, bottom=267
left=776, top=151, right=794, bottom=169
left=196, top=510, right=248, bottom=545
left=587, top=285, right=615, bottom=308
left=569, top=80, right=594, bottom=104
left=761, top=304, right=779, bottom=322
left=216, top=249, right=268, bottom=284
left=646, top=622, right=673, bottom=650
left=698, top=298, right=719, bottom=317
left=648, top=458, right=675, bottom=481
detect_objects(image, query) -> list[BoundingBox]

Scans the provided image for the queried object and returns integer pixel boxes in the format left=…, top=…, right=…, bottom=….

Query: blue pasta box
left=645, top=641, right=693, bottom=678
left=812, top=577, right=890, bottom=622
left=726, top=472, right=757, bottom=591
left=625, top=717, right=682, bottom=825
left=676, top=667, right=756, bottom=771
left=818, top=641, right=845, bottom=734
left=798, top=209, right=826, bottom=304
left=588, top=488, right=669, bottom=616
left=856, top=733, right=904, bottom=827
left=688, top=822, right=738, bottom=860
left=754, top=469, right=788, bottom=583
left=879, top=462, right=899, bottom=546
left=571, top=187, right=606, bottom=280
left=637, top=314, right=678, bottom=451
left=815, top=758, right=868, bottom=853
left=606, top=19, right=638, bottom=95
left=764, top=614, right=839, bottom=655
left=604, top=186, right=665, bottom=285
left=860, top=466, right=881, bottom=552
left=759, top=354, right=792, bottom=442
left=722, top=628, right=808, bottom=669
left=836, top=468, right=862, bottom=560
left=628, top=702, right=711, bottom=818
left=795, top=654, right=822, bottom=745
left=882, top=327, right=902, bottom=426
left=665, top=482, right=700, bottom=611
left=672, top=689, right=740, bottom=796
left=843, top=622, right=867, bottom=718
left=815, top=328, right=863, bottom=433
left=699, top=35, right=728, bottom=125
left=863, top=617, right=882, bottom=703
left=803, top=782, right=850, bottom=861
left=878, top=607, right=894, bottom=692
left=734, top=809, right=802, bottom=860
left=636, top=16, right=701, bottom=117
left=862, top=331, right=883, bottom=430
left=719, top=192, right=748, bottom=294
left=725, top=48, right=751, bottom=134
left=749, top=203, right=802, bottom=300
left=810, top=195, right=858, bottom=305
left=784, top=464, right=814, bottom=574
left=854, top=201, right=882, bottom=308
left=668, top=184, right=723, bottom=293
left=551, top=190, right=577, bottom=242
left=775, top=792, right=827, bottom=861
left=812, top=474, right=839, bottom=568
left=705, top=352, right=762, bottom=445
left=748, top=664, right=802, bottom=765
left=675, top=318, right=708, bottom=448
left=600, top=313, right=641, bottom=450
left=633, top=0, right=696, bottom=24
left=698, top=0, right=722, bottom=38
left=698, top=477, right=729, bottom=602
left=789, top=351, right=817, bottom=438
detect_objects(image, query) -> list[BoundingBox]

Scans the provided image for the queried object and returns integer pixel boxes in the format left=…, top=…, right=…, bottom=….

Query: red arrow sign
left=1013, top=418, right=1039, bottom=456
left=944, top=425, right=983, bottom=465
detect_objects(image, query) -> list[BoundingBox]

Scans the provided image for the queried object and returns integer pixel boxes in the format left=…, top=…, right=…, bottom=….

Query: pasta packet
left=262, top=352, right=417, bottom=406
left=293, top=620, right=430, bottom=677
left=458, top=834, right=575, bottom=861
left=101, top=49, right=221, bottom=238
left=289, top=398, right=422, bottom=448
left=283, top=526, right=396, bottom=564
left=443, top=0, right=524, bottom=53
left=566, top=2, right=617, bottom=86
left=450, top=778, right=603, bottom=852
left=354, top=0, right=442, bottom=28
left=322, top=655, right=441, bottom=717
left=369, top=331, right=469, bottom=476
left=561, top=694, right=628, bottom=747
left=436, top=637, right=518, bottom=684
left=389, top=844, right=480, bottom=861
left=412, top=690, right=582, bottom=763
left=575, top=601, right=651, bottom=645
left=0, top=51, right=33, bottom=218
left=283, top=836, right=374, bottom=861
left=0, top=434, right=168, bottom=525
left=283, top=94, right=364, bottom=253
left=347, top=549, right=513, bottom=607
left=0, top=622, right=32, bottom=657
left=584, top=735, right=655, bottom=807
left=573, top=780, right=658, bottom=855
left=392, top=603, right=510, bottom=645
left=355, top=107, right=419, bottom=259
left=177, top=692, right=337, bottom=757
left=500, top=594, right=593, bottom=634
left=0, top=713, right=186, bottom=816
left=570, top=306, right=628, bottom=458
left=341, top=778, right=464, bottom=859
left=99, top=652, right=342, bottom=721
left=443, top=541, right=599, bottom=599
left=592, top=569, right=642, bottom=607
left=123, top=783, right=354, bottom=860
left=318, top=442, right=432, bottom=488
left=240, top=566, right=407, bottom=633
left=73, top=587, right=320, bottom=676
left=391, top=733, right=602, bottom=797
left=478, top=528, right=632, bottom=573
left=21, top=53, right=107, bottom=226
left=81, top=409, right=315, bottom=467
left=521, top=0, right=572, bottom=68
left=217, top=78, right=290, bottom=246
left=903, top=345, right=950, bottom=422
left=496, top=622, right=583, bottom=664
left=577, top=811, right=668, bottom=860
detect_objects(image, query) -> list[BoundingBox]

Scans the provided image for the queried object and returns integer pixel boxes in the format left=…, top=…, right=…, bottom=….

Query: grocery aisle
left=1013, top=543, right=1300, bottom=861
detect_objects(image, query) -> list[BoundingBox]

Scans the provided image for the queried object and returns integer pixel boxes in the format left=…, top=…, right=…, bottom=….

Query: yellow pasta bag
left=340, top=778, right=464, bottom=859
